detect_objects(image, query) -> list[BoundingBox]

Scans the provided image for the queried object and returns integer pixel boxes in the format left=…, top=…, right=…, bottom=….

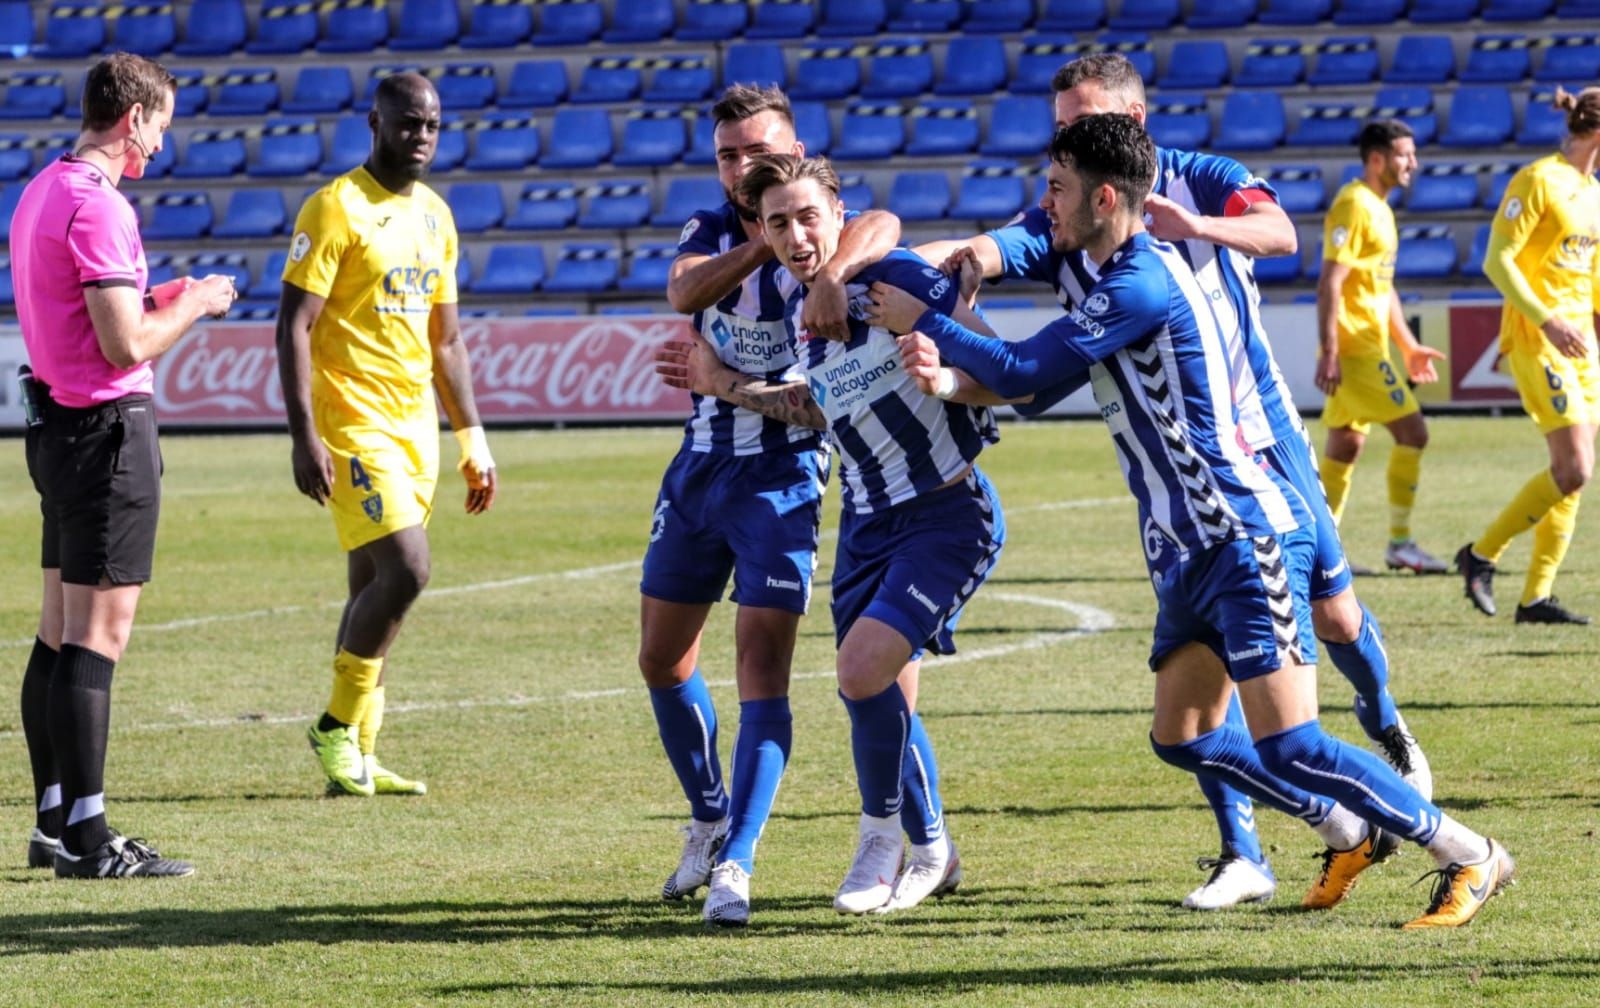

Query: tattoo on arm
left=719, top=376, right=827, bottom=430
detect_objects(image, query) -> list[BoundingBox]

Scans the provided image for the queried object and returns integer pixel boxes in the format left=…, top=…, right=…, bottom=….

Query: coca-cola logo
left=153, top=323, right=284, bottom=420
left=463, top=316, right=690, bottom=417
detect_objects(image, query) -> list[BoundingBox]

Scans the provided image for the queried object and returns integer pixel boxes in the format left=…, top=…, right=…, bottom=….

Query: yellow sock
left=1477, top=469, right=1565, bottom=563
left=1386, top=444, right=1424, bottom=542
left=1320, top=456, right=1356, bottom=526
left=359, top=685, right=385, bottom=757
left=1523, top=490, right=1581, bottom=605
left=327, top=649, right=382, bottom=727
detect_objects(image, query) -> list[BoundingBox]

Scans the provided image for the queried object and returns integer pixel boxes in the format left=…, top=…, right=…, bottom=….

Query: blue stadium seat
left=250, top=120, right=322, bottom=178
left=447, top=182, right=505, bottom=234
left=1384, top=35, right=1455, bottom=83
left=210, top=69, right=278, bottom=116
left=1443, top=86, right=1514, bottom=146
left=747, top=0, right=815, bottom=37
left=1309, top=36, right=1378, bottom=85
left=250, top=250, right=287, bottom=299
left=352, top=65, right=415, bottom=110
left=1098, top=32, right=1156, bottom=83
left=950, top=162, right=1027, bottom=221
left=0, top=133, right=28, bottom=179
left=793, top=99, right=832, bottom=155
left=170, top=70, right=208, bottom=117
left=0, top=2, right=31, bottom=56
left=142, top=136, right=176, bottom=178
left=791, top=46, right=861, bottom=101
left=839, top=172, right=875, bottom=210
left=723, top=42, right=786, bottom=89
left=181, top=253, right=251, bottom=293
left=1536, top=35, right=1600, bottom=83
left=889, top=0, right=964, bottom=31
left=1463, top=224, right=1491, bottom=276
left=602, top=0, right=675, bottom=42
left=473, top=244, right=546, bottom=293
left=1410, top=0, right=1481, bottom=20
left=833, top=105, right=906, bottom=160
left=906, top=100, right=978, bottom=157
left=1289, top=102, right=1363, bottom=147
left=0, top=73, right=66, bottom=119
left=1258, top=0, right=1332, bottom=24
left=1110, top=0, right=1178, bottom=29
left=1334, top=0, right=1406, bottom=21
left=614, top=109, right=685, bottom=167
left=644, top=56, right=713, bottom=103
left=576, top=56, right=643, bottom=103
left=541, top=108, right=612, bottom=169
left=247, top=0, right=318, bottom=55
left=578, top=180, right=651, bottom=229
left=1253, top=251, right=1301, bottom=283
left=544, top=242, right=619, bottom=294
left=1038, top=0, right=1105, bottom=29
left=980, top=95, right=1054, bottom=157
left=861, top=39, right=933, bottom=99
left=1519, top=87, right=1569, bottom=146
left=1461, top=35, right=1532, bottom=82
left=1158, top=41, right=1229, bottom=90
left=281, top=67, right=353, bottom=115
left=937, top=37, right=1008, bottom=96
left=1145, top=93, right=1211, bottom=149
left=963, top=0, right=1033, bottom=32
left=115, top=4, right=177, bottom=56
left=1216, top=92, right=1286, bottom=150
left=436, top=63, right=499, bottom=110
left=1484, top=165, right=1517, bottom=208
left=1556, top=0, right=1600, bottom=14
left=817, top=0, right=886, bottom=36
left=0, top=181, right=23, bottom=242
left=533, top=1, right=601, bottom=45
left=501, top=61, right=567, bottom=109
left=144, top=192, right=213, bottom=241
left=1482, top=0, right=1552, bottom=18
left=321, top=115, right=368, bottom=174
left=1015, top=36, right=1078, bottom=94
left=213, top=189, right=289, bottom=239
left=142, top=253, right=176, bottom=288
left=1266, top=166, right=1325, bottom=214
left=677, top=0, right=746, bottom=40
left=684, top=114, right=715, bottom=166
left=1186, top=0, right=1255, bottom=27
left=888, top=172, right=950, bottom=222
left=505, top=182, right=578, bottom=230
left=1396, top=226, right=1458, bottom=279
left=436, top=118, right=470, bottom=172
left=173, top=0, right=244, bottom=55
left=391, top=0, right=459, bottom=50
left=466, top=114, right=541, bottom=171
left=618, top=243, right=678, bottom=293
left=650, top=177, right=723, bottom=228
left=1237, top=39, right=1306, bottom=87
left=1372, top=87, right=1439, bottom=145
left=1408, top=164, right=1481, bottom=211
left=173, top=130, right=244, bottom=177
left=38, top=2, right=104, bottom=59
left=460, top=1, right=532, bottom=48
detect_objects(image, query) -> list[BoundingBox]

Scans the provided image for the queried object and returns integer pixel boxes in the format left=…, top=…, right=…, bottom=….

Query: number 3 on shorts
left=350, top=457, right=374, bottom=492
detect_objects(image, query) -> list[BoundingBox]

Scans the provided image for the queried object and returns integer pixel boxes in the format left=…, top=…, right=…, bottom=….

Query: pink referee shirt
left=10, top=156, right=150, bottom=408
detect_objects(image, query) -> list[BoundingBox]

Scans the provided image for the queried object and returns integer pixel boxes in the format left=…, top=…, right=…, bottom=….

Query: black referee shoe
left=55, top=832, right=194, bottom=879
left=27, top=828, right=58, bottom=869
left=1514, top=597, right=1592, bottom=625
left=1456, top=543, right=1497, bottom=616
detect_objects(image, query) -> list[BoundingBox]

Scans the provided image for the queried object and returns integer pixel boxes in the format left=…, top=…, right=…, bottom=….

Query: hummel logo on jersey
left=1323, top=558, right=1348, bottom=581
left=906, top=584, right=939, bottom=614
left=765, top=576, right=801, bottom=591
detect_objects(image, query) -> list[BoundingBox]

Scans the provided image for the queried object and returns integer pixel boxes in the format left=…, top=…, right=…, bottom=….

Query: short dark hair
left=735, top=152, right=839, bottom=215
left=711, top=83, right=794, bottom=130
left=1357, top=119, right=1414, bottom=162
left=372, top=70, right=437, bottom=113
left=1554, top=85, right=1600, bottom=137
left=80, top=52, right=176, bottom=132
left=1050, top=113, right=1156, bottom=212
left=1050, top=52, right=1146, bottom=104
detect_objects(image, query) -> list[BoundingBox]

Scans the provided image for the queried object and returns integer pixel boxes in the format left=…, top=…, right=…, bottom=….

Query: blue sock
left=1321, top=604, right=1399, bottom=740
left=841, top=683, right=910, bottom=820
left=1255, top=720, right=1442, bottom=844
left=899, top=713, right=945, bottom=846
left=647, top=670, right=727, bottom=822
left=719, top=697, right=792, bottom=873
left=1150, top=719, right=1333, bottom=827
left=1190, top=694, right=1264, bottom=863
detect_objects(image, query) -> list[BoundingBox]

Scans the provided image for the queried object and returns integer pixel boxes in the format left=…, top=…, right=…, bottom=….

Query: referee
left=12, top=52, right=234, bottom=879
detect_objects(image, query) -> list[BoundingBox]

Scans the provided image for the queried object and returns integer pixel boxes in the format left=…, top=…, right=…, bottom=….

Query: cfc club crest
left=361, top=493, right=384, bottom=523
left=424, top=213, right=438, bottom=237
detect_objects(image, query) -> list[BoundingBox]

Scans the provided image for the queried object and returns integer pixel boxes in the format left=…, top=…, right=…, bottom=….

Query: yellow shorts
left=1321, top=354, right=1420, bottom=435
left=316, top=400, right=440, bottom=552
left=1507, top=346, right=1600, bottom=434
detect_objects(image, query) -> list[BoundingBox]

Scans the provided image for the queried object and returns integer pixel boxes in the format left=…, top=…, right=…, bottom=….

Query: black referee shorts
left=25, top=392, right=162, bottom=586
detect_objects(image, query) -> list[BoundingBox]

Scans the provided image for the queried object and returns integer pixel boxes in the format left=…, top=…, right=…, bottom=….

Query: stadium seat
left=1258, top=0, right=1332, bottom=24
left=1158, top=41, right=1230, bottom=90
left=684, top=114, right=715, bottom=166
left=651, top=177, right=724, bottom=228
left=602, top=0, right=675, bottom=42
left=250, top=250, right=287, bottom=299
left=1519, top=87, right=1570, bottom=146
left=937, top=37, right=1008, bottom=96
left=180, top=252, right=251, bottom=292
left=906, top=100, right=978, bottom=157
left=1396, top=226, right=1458, bottom=279
left=1556, top=0, right=1600, bottom=14
left=247, top=0, right=318, bottom=55
left=281, top=67, right=354, bottom=115
left=115, top=4, right=177, bottom=56
left=889, top=0, right=965, bottom=31
left=0, top=181, right=23, bottom=242
left=169, top=70, right=208, bottom=117
left=839, top=172, right=875, bottom=210
left=213, top=189, right=289, bottom=239
left=861, top=39, right=934, bottom=99
left=1410, top=0, right=1482, bottom=20
left=1485, top=165, right=1516, bottom=208
left=723, top=42, right=786, bottom=90
left=614, top=109, right=686, bottom=168
left=1384, top=35, right=1455, bottom=83
left=1186, top=0, right=1255, bottom=27
left=1266, top=166, right=1325, bottom=214
left=641, top=56, right=710, bottom=103
left=1145, top=94, right=1211, bottom=149
left=141, top=253, right=176, bottom=288
left=447, top=182, right=505, bottom=234
left=980, top=95, right=1054, bottom=157
left=887, top=172, right=950, bottom=222
left=317, top=0, right=390, bottom=54
left=354, top=64, right=420, bottom=112
left=466, top=114, right=540, bottom=171
left=1334, top=0, right=1406, bottom=21
left=1098, top=32, right=1156, bottom=83
left=0, top=73, right=66, bottom=119
left=173, top=0, right=244, bottom=55
left=1216, top=93, right=1286, bottom=150
left=618, top=243, right=678, bottom=293
left=501, top=60, right=568, bottom=109
left=250, top=120, right=322, bottom=178
left=1253, top=251, right=1301, bottom=283
left=1110, top=0, right=1178, bottom=29
left=1482, top=0, right=1552, bottom=18
left=1442, top=86, right=1514, bottom=146
left=1461, top=35, right=1532, bottom=83
left=210, top=69, right=278, bottom=116
left=832, top=105, right=906, bottom=160
left=460, top=1, right=533, bottom=48
left=793, top=99, right=832, bottom=155
left=1237, top=39, right=1306, bottom=87
left=1309, top=36, right=1378, bottom=85
left=1289, top=102, right=1363, bottom=147
left=950, top=162, right=1027, bottom=222
left=544, top=243, right=620, bottom=294
left=321, top=114, right=368, bottom=174
left=1038, top=0, right=1105, bottom=29
left=173, top=130, right=244, bottom=178
left=37, top=2, right=104, bottom=59
left=435, top=63, right=498, bottom=110
left=0, top=134, right=29, bottom=180
left=963, top=0, right=1033, bottom=32
left=1408, top=164, right=1482, bottom=211
left=790, top=46, right=861, bottom=101
left=677, top=0, right=746, bottom=40
left=571, top=57, right=638, bottom=104
left=1015, top=36, right=1078, bottom=94
left=144, top=192, right=213, bottom=241
left=1463, top=224, right=1491, bottom=276
left=391, top=0, right=460, bottom=50
left=1371, top=87, right=1439, bottom=145
left=541, top=108, right=612, bottom=169
left=505, top=182, right=579, bottom=230
left=578, top=180, right=651, bottom=230
left=533, top=1, right=601, bottom=45
left=142, top=136, right=176, bottom=178
left=816, top=0, right=886, bottom=37
left=0, top=2, right=31, bottom=56
left=746, top=0, right=815, bottom=37
left=472, top=244, right=546, bottom=294
left=1536, top=35, right=1600, bottom=82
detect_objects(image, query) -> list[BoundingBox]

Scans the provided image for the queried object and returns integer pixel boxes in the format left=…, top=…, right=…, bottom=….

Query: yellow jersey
left=1487, top=153, right=1600, bottom=355
left=282, top=166, right=458, bottom=425
left=1322, top=179, right=1397, bottom=358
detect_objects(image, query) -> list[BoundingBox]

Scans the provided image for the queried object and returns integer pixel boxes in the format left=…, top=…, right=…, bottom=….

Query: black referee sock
left=21, top=637, right=61, bottom=837
left=49, top=644, right=116, bottom=855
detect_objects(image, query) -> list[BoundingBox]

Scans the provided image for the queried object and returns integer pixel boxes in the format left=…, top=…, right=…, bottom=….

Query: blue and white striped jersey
left=789, top=249, right=998, bottom=515
left=675, top=202, right=821, bottom=455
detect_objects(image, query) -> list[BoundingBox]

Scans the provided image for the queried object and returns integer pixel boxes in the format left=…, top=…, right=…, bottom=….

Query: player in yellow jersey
left=275, top=72, right=498, bottom=796
left=1316, top=120, right=1449, bottom=575
left=1458, top=87, right=1600, bottom=625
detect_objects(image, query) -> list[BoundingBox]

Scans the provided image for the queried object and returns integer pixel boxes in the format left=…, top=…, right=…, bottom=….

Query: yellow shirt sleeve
left=1485, top=169, right=1552, bottom=329
left=282, top=188, right=350, bottom=299
left=433, top=202, right=459, bottom=306
left=1322, top=195, right=1367, bottom=268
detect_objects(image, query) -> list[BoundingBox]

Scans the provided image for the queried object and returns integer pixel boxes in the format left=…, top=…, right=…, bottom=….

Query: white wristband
left=454, top=425, right=494, bottom=471
left=933, top=368, right=957, bottom=400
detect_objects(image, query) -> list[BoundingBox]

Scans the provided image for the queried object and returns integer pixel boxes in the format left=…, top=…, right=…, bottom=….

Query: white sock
left=859, top=812, right=899, bottom=839
left=1310, top=803, right=1367, bottom=851
left=1424, top=815, right=1491, bottom=869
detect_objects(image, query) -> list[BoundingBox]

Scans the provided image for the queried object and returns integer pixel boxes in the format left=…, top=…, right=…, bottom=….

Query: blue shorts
left=1150, top=525, right=1319, bottom=682
left=831, top=467, right=1005, bottom=659
left=640, top=445, right=828, bottom=614
left=1263, top=438, right=1352, bottom=601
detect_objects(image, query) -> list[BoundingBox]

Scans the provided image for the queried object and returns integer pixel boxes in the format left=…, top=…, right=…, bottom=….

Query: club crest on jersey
left=1330, top=226, right=1350, bottom=249
left=1084, top=292, right=1110, bottom=316
left=361, top=493, right=383, bottom=523
left=290, top=231, right=311, bottom=262
left=1504, top=197, right=1522, bottom=220
left=680, top=218, right=701, bottom=245
left=424, top=213, right=438, bottom=236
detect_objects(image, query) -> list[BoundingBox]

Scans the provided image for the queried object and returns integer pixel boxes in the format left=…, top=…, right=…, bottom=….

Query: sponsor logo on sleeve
left=1083, top=292, right=1110, bottom=316
left=679, top=218, right=701, bottom=245
left=1504, top=197, right=1522, bottom=220
left=290, top=231, right=311, bottom=262
left=1330, top=225, right=1349, bottom=249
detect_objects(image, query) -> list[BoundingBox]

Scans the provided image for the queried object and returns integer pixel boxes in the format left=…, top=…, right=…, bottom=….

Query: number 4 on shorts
left=350, top=457, right=374, bottom=492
